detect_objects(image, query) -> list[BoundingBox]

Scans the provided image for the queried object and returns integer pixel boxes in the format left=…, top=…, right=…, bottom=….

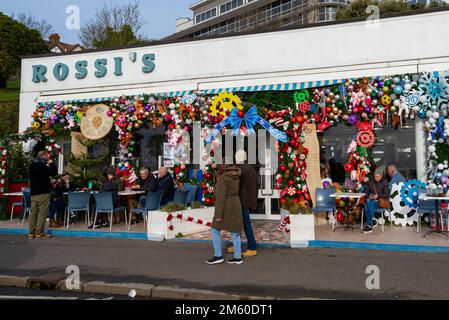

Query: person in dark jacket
left=155, top=167, right=175, bottom=206
left=363, top=169, right=389, bottom=233
left=132, top=167, right=157, bottom=208
left=49, top=173, right=71, bottom=228
left=28, top=151, right=58, bottom=239
left=228, top=150, right=258, bottom=257
left=206, top=165, right=244, bottom=265
left=94, top=169, right=123, bottom=228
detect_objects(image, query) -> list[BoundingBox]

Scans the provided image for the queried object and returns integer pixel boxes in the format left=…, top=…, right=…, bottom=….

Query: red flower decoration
left=299, top=101, right=310, bottom=113
left=166, top=214, right=173, bottom=222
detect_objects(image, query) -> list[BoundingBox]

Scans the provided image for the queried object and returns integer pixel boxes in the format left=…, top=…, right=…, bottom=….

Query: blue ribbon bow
left=204, top=106, right=288, bottom=145
left=229, top=106, right=258, bottom=135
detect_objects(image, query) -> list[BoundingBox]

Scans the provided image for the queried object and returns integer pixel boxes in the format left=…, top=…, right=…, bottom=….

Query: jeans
left=242, top=208, right=257, bottom=250
left=211, top=228, right=241, bottom=259
left=49, top=200, right=64, bottom=220
left=364, top=199, right=379, bottom=226
left=139, top=196, right=146, bottom=208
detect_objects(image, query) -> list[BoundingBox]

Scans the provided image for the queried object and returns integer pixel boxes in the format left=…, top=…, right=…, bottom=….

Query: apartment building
left=165, top=0, right=350, bottom=40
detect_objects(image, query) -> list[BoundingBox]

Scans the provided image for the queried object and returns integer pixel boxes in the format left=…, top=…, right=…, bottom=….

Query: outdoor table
left=330, top=192, right=366, bottom=231
left=420, top=194, right=449, bottom=239
left=118, top=190, right=145, bottom=196
left=2, top=192, right=23, bottom=197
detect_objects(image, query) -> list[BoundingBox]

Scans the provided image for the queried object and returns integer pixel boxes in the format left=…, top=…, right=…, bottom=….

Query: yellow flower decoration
left=210, top=92, right=243, bottom=117
left=32, top=121, right=41, bottom=129
left=76, top=111, right=85, bottom=119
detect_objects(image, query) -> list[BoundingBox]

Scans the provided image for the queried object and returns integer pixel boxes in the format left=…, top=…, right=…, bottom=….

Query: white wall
left=20, top=10, right=449, bottom=132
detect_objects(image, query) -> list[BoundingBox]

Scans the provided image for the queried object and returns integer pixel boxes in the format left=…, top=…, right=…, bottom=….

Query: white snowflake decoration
left=418, top=72, right=449, bottom=105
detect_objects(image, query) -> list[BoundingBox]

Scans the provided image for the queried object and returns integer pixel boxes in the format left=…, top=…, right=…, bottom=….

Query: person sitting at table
left=363, top=169, right=389, bottom=234
left=155, top=167, right=175, bottom=206
left=49, top=173, right=71, bottom=228
left=91, top=168, right=124, bottom=228
left=132, top=167, right=157, bottom=208
left=387, top=164, right=406, bottom=193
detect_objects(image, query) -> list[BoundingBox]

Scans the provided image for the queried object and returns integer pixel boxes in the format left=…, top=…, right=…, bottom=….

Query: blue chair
left=417, top=187, right=436, bottom=233
left=182, top=183, right=199, bottom=206
left=65, top=191, right=91, bottom=228
left=172, top=189, right=189, bottom=206
left=20, top=188, right=32, bottom=227
left=129, top=191, right=163, bottom=230
left=312, top=188, right=336, bottom=230
left=93, top=192, right=128, bottom=231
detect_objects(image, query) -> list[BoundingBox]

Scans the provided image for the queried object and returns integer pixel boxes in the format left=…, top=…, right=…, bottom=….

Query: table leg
left=435, top=199, right=440, bottom=234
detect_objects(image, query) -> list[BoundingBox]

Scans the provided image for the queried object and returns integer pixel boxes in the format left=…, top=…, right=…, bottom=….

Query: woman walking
left=206, top=165, right=244, bottom=265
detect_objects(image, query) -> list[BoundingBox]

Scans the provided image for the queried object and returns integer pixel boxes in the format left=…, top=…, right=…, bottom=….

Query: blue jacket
left=388, top=171, right=406, bottom=194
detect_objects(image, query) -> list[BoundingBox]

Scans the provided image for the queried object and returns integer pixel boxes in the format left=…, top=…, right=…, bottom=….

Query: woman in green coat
left=206, top=165, right=244, bottom=265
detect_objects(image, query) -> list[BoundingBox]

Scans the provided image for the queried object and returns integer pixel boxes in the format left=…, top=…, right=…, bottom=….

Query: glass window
left=319, top=124, right=417, bottom=182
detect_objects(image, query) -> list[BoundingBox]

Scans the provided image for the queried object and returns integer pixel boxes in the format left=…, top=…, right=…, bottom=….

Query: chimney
left=49, top=33, right=60, bottom=44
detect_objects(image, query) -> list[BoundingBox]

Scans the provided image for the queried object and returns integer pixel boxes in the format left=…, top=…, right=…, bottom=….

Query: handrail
left=195, top=0, right=348, bottom=38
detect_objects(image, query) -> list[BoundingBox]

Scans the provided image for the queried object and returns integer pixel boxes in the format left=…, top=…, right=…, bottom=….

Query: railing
left=195, top=0, right=348, bottom=38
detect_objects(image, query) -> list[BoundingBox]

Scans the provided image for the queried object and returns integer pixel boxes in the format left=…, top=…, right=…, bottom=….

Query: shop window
left=319, top=124, right=417, bottom=182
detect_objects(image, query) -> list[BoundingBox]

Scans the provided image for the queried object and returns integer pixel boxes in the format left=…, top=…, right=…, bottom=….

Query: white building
left=167, top=0, right=349, bottom=40
left=19, top=8, right=449, bottom=218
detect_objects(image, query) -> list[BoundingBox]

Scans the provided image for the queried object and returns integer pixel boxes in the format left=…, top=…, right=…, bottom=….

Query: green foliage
left=281, top=198, right=312, bottom=215
left=0, top=80, right=20, bottom=101
left=436, top=143, right=449, bottom=163
left=67, top=138, right=106, bottom=189
left=161, top=203, right=187, bottom=213
left=5, top=143, right=30, bottom=181
left=0, top=100, right=19, bottom=135
left=190, top=201, right=202, bottom=209
left=0, top=12, right=48, bottom=87
left=92, top=24, right=144, bottom=48
left=336, top=0, right=448, bottom=20
left=240, top=91, right=295, bottom=112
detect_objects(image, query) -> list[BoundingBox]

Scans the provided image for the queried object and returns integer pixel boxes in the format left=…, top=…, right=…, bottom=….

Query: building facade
left=166, top=0, right=349, bottom=40
left=45, top=33, right=83, bottom=54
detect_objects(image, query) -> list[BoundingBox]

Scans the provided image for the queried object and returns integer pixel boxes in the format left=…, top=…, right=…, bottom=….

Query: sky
left=1, top=0, right=193, bottom=44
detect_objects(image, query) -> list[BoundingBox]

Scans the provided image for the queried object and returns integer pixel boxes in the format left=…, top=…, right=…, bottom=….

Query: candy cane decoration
left=0, top=147, right=7, bottom=196
left=166, top=211, right=212, bottom=231
left=277, top=215, right=291, bottom=233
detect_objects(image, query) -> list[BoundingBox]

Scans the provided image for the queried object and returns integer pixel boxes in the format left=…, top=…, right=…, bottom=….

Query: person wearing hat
left=363, top=168, right=389, bottom=233
left=227, top=150, right=259, bottom=257
left=28, top=150, right=58, bottom=239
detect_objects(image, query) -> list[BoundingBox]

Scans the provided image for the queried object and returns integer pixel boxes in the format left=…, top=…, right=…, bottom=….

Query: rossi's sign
left=32, top=53, right=156, bottom=83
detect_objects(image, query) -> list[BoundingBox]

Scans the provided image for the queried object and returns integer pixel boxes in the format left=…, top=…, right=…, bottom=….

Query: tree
left=336, top=0, right=449, bottom=20
left=78, top=2, right=149, bottom=49
left=10, top=13, right=54, bottom=39
left=92, top=24, right=143, bottom=49
left=0, top=12, right=48, bottom=88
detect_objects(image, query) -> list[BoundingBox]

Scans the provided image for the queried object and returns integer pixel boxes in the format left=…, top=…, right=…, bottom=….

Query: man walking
left=28, top=151, right=58, bottom=239
left=229, top=150, right=258, bottom=257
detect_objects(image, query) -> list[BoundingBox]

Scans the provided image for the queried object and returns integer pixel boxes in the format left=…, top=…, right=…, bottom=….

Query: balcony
left=195, top=0, right=348, bottom=38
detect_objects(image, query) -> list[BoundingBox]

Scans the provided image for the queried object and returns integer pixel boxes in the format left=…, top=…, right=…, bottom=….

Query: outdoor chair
left=312, top=188, right=336, bottom=230
left=129, top=191, right=163, bottom=230
left=93, top=192, right=128, bottom=231
left=10, top=187, right=27, bottom=221
left=20, top=188, right=32, bottom=227
left=417, top=187, right=437, bottom=233
left=65, top=191, right=91, bottom=228
left=182, top=183, right=199, bottom=207
left=172, top=189, right=189, bottom=206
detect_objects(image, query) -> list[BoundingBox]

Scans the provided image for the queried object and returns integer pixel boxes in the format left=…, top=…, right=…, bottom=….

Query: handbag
left=378, top=197, right=390, bottom=209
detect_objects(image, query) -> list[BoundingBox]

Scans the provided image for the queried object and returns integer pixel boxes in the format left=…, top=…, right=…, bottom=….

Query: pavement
left=0, top=234, right=448, bottom=300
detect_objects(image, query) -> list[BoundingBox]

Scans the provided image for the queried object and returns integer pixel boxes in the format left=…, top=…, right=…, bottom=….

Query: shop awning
left=37, top=70, right=444, bottom=105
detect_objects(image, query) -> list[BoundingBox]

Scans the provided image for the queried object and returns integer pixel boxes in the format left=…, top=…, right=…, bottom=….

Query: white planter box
left=289, top=214, right=315, bottom=248
left=147, top=207, right=214, bottom=241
